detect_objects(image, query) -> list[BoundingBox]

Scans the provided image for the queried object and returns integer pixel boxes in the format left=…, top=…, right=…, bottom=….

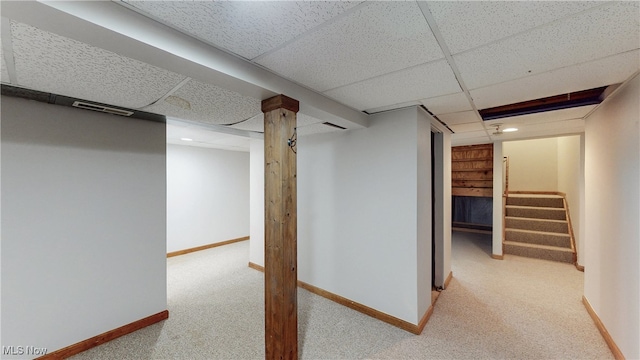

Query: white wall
left=503, top=137, right=558, bottom=191
left=250, top=106, right=434, bottom=325
left=432, top=130, right=452, bottom=288
left=248, top=139, right=264, bottom=267
left=416, top=108, right=432, bottom=319
left=584, top=73, right=639, bottom=359
left=167, top=144, right=249, bottom=253
left=556, top=135, right=583, bottom=264
left=492, top=141, right=504, bottom=256
left=1, top=96, right=167, bottom=356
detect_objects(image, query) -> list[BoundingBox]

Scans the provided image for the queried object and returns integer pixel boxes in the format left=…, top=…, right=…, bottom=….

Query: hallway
left=70, top=232, right=611, bottom=359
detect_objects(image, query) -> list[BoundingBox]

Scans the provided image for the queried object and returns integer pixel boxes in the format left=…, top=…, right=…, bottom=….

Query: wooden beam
left=262, top=94, right=298, bottom=360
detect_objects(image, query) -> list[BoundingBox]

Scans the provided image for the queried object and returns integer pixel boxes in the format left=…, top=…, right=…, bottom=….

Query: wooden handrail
left=563, top=196, right=578, bottom=265
left=503, top=156, right=510, bottom=197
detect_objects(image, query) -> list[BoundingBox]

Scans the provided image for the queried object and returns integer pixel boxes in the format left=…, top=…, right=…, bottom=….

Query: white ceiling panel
left=436, top=111, right=481, bottom=125
left=1, top=44, right=9, bottom=83
left=121, top=1, right=361, bottom=60
left=428, top=1, right=602, bottom=54
left=298, top=123, right=343, bottom=136
left=437, top=110, right=479, bottom=126
left=471, top=50, right=640, bottom=109
left=455, top=2, right=640, bottom=90
left=230, top=112, right=324, bottom=133
left=229, top=113, right=263, bottom=132
left=144, top=79, right=260, bottom=125
left=449, top=122, right=486, bottom=133
left=451, top=130, right=491, bottom=146
left=422, top=92, right=472, bottom=115
left=490, top=119, right=585, bottom=142
left=365, top=100, right=422, bottom=114
left=256, top=1, right=443, bottom=92
left=484, top=105, right=597, bottom=128
left=323, top=60, right=460, bottom=111
left=10, top=21, right=187, bottom=109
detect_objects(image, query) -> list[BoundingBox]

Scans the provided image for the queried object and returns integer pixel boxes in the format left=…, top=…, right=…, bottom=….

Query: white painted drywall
left=442, top=132, right=452, bottom=286
left=556, top=135, right=582, bottom=263
left=584, top=73, right=639, bottom=359
left=432, top=129, right=452, bottom=289
left=1, top=96, right=166, bottom=356
left=503, top=137, right=559, bottom=191
left=248, top=139, right=264, bottom=267
left=297, top=107, right=422, bottom=324
left=166, top=144, right=249, bottom=253
left=416, top=107, right=432, bottom=319
left=492, top=141, right=504, bottom=256
left=249, top=106, right=436, bottom=324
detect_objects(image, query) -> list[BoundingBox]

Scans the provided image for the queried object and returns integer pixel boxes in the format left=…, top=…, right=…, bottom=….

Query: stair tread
left=506, top=216, right=567, bottom=223
left=506, top=205, right=565, bottom=211
left=504, top=241, right=573, bottom=252
left=506, top=228, right=570, bottom=237
left=507, top=194, right=563, bottom=198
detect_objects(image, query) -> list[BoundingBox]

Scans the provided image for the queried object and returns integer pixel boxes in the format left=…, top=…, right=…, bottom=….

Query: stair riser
left=505, top=230, right=571, bottom=248
left=506, top=197, right=564, bottom=208
left=506, top=218, right=568, bottom=233
left=504, top=244, right=574, bottom=263
left=506, top=207, right=566, bottom=220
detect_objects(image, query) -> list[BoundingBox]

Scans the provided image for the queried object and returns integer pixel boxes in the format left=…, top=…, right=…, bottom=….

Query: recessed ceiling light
left=503, top=127, right=518, bottom=133
left=180, top=137, right=194, bottom=141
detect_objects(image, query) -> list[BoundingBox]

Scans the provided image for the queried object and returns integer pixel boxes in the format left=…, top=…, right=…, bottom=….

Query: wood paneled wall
left=452, top=144, right=494, bottom=197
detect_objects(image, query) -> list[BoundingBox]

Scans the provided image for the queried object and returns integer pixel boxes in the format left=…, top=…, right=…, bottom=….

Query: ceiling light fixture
left=180, top=137, right=193, bottom=141
left=502, top=127, right=518, bottom=133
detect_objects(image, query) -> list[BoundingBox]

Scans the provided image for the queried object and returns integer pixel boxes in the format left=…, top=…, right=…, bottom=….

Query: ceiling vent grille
left=323, top=122, right=347, bottom=130
left=72, top=101, right=134, bottom=117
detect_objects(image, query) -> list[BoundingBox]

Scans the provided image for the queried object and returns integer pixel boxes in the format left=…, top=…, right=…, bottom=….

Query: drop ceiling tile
left=365, top=100, right=422, bottom=114
left=122, top=1, right=361, bottom=60
left=10, top=21, right=187, bottom=109
left=230, top=112, right=324, bottom=133
left=484, top=105, right=596, bottom=128
left=144, top=79, right=260, bottom=125
left=455, top=2, right=640, bottom=90
left=491, top=119, right=585, bottom=141
left=471, top=50, right=640, bottom=109
left=422, top=92, right=472, bottom=115
left=229, top=113, right=263, bottom=132
left=435, top=110, right=479, bottom=126
left=256, top=1, right=443, bottom=92
left=297, top=123, right=343, bottom=136
left=449, top=122, right=486, bottom=133
left=428, top=1, right=602, bottom=54
left=1, top=45, right=9, bottom=83
left=451, top=130, right=490, bottom=146
left=323, top=60, right=460, bottom=111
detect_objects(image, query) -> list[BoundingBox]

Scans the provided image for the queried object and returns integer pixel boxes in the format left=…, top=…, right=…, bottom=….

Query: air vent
left=72, top=101, right=134, bottom=117
left=479, top=86, right=608, bottom=121
left=323, top=122, right=347, bottom=130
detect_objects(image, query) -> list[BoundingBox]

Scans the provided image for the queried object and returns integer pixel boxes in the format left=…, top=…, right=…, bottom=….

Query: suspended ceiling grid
left=1, top=1, right=639, bottom=147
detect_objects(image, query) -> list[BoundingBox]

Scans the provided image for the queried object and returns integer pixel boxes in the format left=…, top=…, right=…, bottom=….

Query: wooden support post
left=262, top=94, right=299, bottom=360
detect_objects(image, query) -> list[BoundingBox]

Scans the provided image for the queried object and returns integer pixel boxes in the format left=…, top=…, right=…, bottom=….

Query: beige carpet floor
left=70, top=232, right=612, bottom=359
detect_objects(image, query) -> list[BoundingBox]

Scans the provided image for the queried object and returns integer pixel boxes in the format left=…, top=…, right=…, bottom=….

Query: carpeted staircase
left=504, top=194, right=576, bottom=264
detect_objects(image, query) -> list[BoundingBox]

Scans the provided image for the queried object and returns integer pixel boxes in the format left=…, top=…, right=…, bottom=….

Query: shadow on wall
left=452, top=196, right=493, bottom=230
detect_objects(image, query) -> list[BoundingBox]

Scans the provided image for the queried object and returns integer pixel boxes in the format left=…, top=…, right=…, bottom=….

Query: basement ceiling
left=1, top=1, right=639, bottom=147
